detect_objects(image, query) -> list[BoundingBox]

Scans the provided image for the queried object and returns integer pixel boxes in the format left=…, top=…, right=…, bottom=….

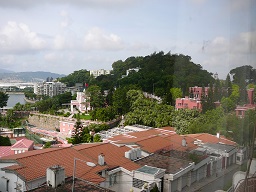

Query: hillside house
left=175, top=86, right=209, bottom=111
left=235, top=88, right=256, bottom=118
left=70, top=92, right=91, bottom=113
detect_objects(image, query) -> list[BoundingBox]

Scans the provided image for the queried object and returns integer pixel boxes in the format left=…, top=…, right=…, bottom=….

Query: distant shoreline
left=24, top=97, right=36, bottom=104
left=6, top=92, right=24, bottom=95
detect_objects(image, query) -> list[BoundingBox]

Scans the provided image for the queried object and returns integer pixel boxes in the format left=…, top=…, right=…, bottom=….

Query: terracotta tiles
left=106, top=127, right=176, bottom=144
left=135, top=136, right=173, bottom=153
left=1, top=147, right=106, bottom=183
left=0, top=146, right=12, bottom=158
left=187, top=133, right=237, bottom=146
left=74, top=143, right=141, bottom=171
left=133, top=134, right=197, bottom=154
left=163, top=134, right=197, bottom=151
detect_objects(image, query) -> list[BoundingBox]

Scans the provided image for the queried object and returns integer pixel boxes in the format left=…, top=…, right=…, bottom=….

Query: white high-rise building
left=34, top=82, right=66, bottom=97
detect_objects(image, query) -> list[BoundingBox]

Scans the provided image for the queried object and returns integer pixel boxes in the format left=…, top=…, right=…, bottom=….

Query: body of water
left=7, top=93, right=26, bottom=108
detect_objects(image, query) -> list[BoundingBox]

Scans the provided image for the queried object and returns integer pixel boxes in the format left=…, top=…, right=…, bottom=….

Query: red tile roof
left=74, top=143, right=141, bottom=171
left=1, top=147, right=106, bottom=183
left=164, top=134, right=197, bottom=151
left=187, top=133, right=237, bottom=146
left=0, top=146, right=12, bottom=158
left=11, top=139, right=34, bottom=149
left=106, top=127, right=176, bottom=144
left=135, top=135, right=173, bottom=153
left=134, top=134, right=197, bottom=153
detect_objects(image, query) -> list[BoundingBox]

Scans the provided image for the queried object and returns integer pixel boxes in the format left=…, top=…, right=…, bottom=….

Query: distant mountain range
left=0, top=68, right=14, bottom=73
left=0, top=69, right=66, bottom=82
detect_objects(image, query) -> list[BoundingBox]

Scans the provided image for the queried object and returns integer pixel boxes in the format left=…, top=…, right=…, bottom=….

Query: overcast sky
left=0, top=0, right=255, bottom=79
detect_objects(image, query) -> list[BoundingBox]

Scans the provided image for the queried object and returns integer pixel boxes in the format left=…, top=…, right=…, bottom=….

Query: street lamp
left=72, top=157, right=96, bottom=192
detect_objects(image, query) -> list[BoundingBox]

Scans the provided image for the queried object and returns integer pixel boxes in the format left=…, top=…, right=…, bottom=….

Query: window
left=109, top=173, right=117, bottom=186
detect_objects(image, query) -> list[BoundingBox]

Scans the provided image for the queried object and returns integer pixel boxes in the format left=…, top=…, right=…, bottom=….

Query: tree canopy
left=0, top=92, right=9, bottom=108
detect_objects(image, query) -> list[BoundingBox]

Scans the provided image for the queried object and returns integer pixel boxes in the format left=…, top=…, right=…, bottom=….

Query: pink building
left=0, top=138, right=34, bottom=158
left=11, top=139, right=34, bottom=155
left=59, top=120, right=91, bottom=135
left=175, top=86, right=209, bottom=111
left=189, top=86, right=209, bottom=100
left=236, top=88, right=256, bottom=118
left=175, top=96, right=202, bottom=111
left=59, top=120, right=75, bottom=135
left=71, top=92, right=91, bottom=113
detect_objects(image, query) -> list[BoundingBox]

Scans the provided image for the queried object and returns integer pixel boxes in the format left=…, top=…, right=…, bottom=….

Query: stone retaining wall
left=28, top=113, right=65, bottom=130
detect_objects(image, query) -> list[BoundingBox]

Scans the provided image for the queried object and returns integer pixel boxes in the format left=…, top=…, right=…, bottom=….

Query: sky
left=0, top=0, right=255, bottom=79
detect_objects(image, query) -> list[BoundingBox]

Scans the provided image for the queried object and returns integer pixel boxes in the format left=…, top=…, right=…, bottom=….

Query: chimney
left=182, top=137, right=187, bottom=147
left=247, top=88, right=254, bottom=105
left=98, top=153, right=105, bottom=166
left=46, top=165, right=65, bottom=188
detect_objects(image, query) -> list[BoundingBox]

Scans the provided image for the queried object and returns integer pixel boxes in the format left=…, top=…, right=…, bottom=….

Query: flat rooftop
left=135, top=152, right=193, bottom=174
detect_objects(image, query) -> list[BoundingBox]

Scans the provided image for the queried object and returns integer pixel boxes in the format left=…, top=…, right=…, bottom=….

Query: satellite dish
left=86, top=162, right=96, bottom=167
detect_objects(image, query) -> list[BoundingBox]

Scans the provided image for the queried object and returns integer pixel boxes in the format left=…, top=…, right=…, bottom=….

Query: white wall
left=0, top=162, right=48, bottom=192
left=110, top=171, right=133, bottom=192
left=0, top=162, right=16, bottom=192
left=99, top=169, right=133, bottom=192
left=249, top=158, right=256, bottom=175
left=0, top=170, right=26, bottom=192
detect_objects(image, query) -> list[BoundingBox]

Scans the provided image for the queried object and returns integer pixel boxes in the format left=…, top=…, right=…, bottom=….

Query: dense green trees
left=124, top=90, right=200, bottom=133
left=58, top=69, right=91, bottom=87
left=0, top=109, right=22, bottom=128
left=109, top=52, right=214, bottom=104
left=71, top=116, right=84, bottom=144
left=90, top=106, right=116, bottom=122
left=34, top=92, right=72, bottom=114
left=0, top=135, right=11, bottom=146
left=86, top=85, right=104, bottom=109
left=69, top=118, right=105, bottom=145
left=0, top=91, right=9, bottom=108
left=230, top=65, right=256, bottom=87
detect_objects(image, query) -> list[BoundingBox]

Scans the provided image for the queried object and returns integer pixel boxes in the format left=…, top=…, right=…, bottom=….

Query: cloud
left=60, top=10, right=73, bottom=28
left=0, top=21, right=46, bottom=54
left=52, top=26, right=125, bottom=51
left=199, top=30, right=256, bottom=78
left=204, top=31, right=256, bottom=55
left=83, top=27, right=124, bottom=50
left=53, top=35, right=74, bottom=50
